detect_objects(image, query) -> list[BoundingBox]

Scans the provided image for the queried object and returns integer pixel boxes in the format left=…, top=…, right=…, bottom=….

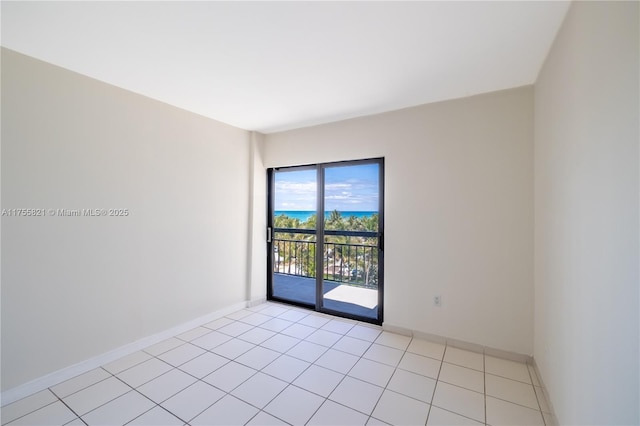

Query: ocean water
left=275, top=210, right=377, bottom=222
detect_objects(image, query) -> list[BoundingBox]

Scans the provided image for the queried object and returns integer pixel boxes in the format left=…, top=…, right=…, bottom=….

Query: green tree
left=272, top=212, right=380, bottom=288
left=303, top=213, right=316, bottom=230
left=326, top=210, right=344, bottom=230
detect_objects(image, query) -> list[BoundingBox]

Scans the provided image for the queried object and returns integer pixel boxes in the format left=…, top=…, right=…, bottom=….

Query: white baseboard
left=383, top=323, right=533, bottom=364
left=248, top=297, right=267, bottom=307
left=531, top=359, right=559, bottom=426
left=1, top=301, right=249, bottom=407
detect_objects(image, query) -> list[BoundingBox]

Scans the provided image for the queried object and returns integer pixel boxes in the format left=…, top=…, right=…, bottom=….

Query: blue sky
left=275, top=164, right=379, bottom=211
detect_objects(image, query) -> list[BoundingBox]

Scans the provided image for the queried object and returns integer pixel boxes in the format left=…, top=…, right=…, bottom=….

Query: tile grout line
left=483, top=394, right=549, bottom=413
left=1, top=396, right=59, bottom=426
left=426, top=347, right=489, bottom=424
left=338, top=327, right=386, bottom=424
left=484, top=370, right=538, bottom=386
left=162, top=369, right=237, bottom=424
left=108, top=348, right=235, bottom=425
left=132, top=356, right=206, bottom=409
left=310, top=322, right=386, bottom=424
left=50, top=367, right=131, bottom=424
left=158, top=370, right=233, bottom=424
left=238, top=356, right=312, bottom=421
left=54, top=392, right=87, bottom=425
left=255, top=316, right=362, bottom=424
left=484, top=349, right=487, bottom=425
left=91, top=375, right=160, bottom=424
left=1, top=303, right=333, bottom=426
left=10, top=302, right=540, bottom=426
left=528, top=363, right=547, bottom=426
left=301, top=320, right=387, bottom=423
left=47, top=367, right=114, bottom=404
left=242, top=304, right=490, bottom=425
left=162, top=311, right=364, bottom=420
left=425, top=342, right=447, bottom=426
left=300, top=321, right=363, bottom=424
left=365, top=334, right=413, bottom=425
left=122, top=404, right=179, bottom=426
left=485, top=356, right=550, bottom=424
left=104, top=354, right=156, bottom=378
left=246, top=408, right=292, bottom=426
left=236, top=320, right=351, bottom=424
left=117, top=389, right=164, bottom=426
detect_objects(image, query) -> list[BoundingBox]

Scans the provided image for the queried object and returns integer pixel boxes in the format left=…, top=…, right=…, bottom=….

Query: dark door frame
left=266, top=158, right=384, bottom=325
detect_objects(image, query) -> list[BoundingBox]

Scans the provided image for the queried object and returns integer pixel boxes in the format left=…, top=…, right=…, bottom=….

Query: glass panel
left=272, top=169, right=317, bottom=306
left=324, top=163, right=379, bottom=231
left=323, top=235, right=378, bottom=287
left=321, top=163, right=380, bottom=320
left=272, top=231, right=317, bottom=305
left=274, top=169, right=317, bottom=229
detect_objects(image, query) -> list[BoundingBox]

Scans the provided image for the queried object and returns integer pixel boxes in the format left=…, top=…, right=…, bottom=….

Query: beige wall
left=265, top=87, right=534, bottom=355
left=534, top=2, right=639, bottom=424
left=248, top=131, right=267, bottom=304
left=1, top=48, right=252, bottom=391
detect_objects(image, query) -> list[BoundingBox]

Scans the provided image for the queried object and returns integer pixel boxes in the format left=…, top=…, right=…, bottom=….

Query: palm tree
left=346, top=215, right=365, bottom=231
left=327, top=210, right=343, bottom=230
left=303, top=213, right=317, bottom=230
left=273, top=211, right=380, bottom=286
left=362, top=213, right=378, bottom=232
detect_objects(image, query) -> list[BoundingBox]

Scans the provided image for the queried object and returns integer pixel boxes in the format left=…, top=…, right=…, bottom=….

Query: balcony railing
left=273, top=230, right=379, bottom=289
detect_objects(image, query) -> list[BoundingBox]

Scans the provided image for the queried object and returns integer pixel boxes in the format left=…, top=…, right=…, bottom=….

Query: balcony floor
left=272, top=273, right=378, bottom=320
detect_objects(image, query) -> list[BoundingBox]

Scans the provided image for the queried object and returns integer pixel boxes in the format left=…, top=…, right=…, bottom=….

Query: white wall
left=265, top=87, right=534, bottom=355
left=1, top=48, right=252, bottom=391
left=534, top=2, right=639, bottom=424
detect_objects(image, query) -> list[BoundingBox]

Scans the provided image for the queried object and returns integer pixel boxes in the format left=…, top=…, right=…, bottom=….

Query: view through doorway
left=267, top=158, right=384, bottom=324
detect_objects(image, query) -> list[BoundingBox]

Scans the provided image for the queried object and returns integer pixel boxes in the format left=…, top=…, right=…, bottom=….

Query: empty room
left=1, top=1, right=638, bottom=425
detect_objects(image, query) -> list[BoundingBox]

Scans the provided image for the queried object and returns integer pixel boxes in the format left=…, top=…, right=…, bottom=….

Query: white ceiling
left=1, top=1, right=570, bottom=133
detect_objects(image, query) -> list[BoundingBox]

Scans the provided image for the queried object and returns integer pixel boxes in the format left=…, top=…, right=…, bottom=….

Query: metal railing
left=273, top=230, right=379, bottom=288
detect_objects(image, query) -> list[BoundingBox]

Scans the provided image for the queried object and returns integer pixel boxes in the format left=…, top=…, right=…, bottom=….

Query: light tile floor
left=2, top=302, right=554, bottom=426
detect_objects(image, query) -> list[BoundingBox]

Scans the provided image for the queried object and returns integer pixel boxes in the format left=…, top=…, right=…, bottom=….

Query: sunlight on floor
left=324, top=285, right=378, bottom=309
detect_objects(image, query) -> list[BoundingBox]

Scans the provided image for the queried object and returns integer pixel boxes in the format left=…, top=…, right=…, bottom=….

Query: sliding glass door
left=267, top=159, right=384, bottom=324
left=269, top=166, right=318, bottom=306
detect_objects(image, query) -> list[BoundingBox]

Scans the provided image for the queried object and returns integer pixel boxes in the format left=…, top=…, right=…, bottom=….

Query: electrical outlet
left=434, top=295, right=442, bottom=307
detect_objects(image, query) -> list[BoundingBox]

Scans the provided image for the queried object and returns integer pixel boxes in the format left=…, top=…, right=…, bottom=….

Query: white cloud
left=275, top=174, right=379, bottom=211
left=326, top=183, right=352, bottom=190
left=275, top=180, right=316, bottom=193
